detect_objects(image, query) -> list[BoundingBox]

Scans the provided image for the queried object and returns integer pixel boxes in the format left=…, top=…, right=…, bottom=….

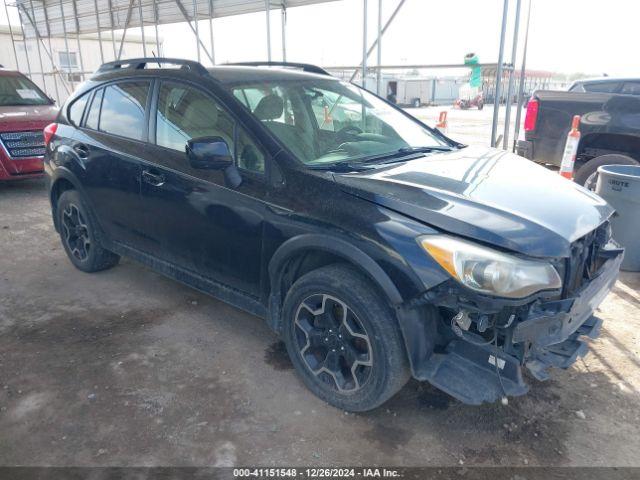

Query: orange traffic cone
left=435, top=111, right=448, bottom=134
left=323, top=105, right=333, bottom=127
left=559, top=115, right=581, bottom=180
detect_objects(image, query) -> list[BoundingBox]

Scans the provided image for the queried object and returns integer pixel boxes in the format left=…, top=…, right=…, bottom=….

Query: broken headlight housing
left=418, top=235, right=562, bottom=299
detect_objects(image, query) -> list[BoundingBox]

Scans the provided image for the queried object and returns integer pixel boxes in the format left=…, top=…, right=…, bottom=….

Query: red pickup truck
left=0, top=68, right=58, bottom=181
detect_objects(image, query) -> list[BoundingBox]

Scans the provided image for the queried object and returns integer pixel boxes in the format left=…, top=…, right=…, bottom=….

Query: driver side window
left=156, top=82, right=235, bottom=154
left=156, top=82, right=265, bottom=174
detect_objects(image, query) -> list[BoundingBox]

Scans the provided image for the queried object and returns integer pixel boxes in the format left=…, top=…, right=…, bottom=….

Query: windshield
left=0, top=75, right=52, bottom=106
left=228, top=76, right=449, bottom=166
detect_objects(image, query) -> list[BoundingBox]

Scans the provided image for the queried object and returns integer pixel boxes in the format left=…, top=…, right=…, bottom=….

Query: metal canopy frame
left=2, top=0, right=527, bottom=149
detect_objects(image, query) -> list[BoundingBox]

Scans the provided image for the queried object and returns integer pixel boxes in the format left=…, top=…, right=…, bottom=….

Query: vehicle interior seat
left=182, top=100, right=234, bottom=150
left=253, top=94, right=311, bottom=162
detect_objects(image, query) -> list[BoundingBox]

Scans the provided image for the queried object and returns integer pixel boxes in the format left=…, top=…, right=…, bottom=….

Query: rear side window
left=85, top=89, right=102, bottom=130
left=99, top=81, right=150, bottom=141
left=68, top=93, right=90, bottom=126
left=583, top=82, right=621, bottom=93
left=621, top=82, right=640, bottom=96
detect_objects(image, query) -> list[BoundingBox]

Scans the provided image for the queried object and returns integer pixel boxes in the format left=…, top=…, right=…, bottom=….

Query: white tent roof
left=16, top=0, right=339, bottom=38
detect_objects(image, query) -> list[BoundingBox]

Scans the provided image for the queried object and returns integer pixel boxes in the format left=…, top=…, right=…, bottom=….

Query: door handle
left=142, top=169, right=165, bottom=187
left=73, top=144, right=89, bottom=159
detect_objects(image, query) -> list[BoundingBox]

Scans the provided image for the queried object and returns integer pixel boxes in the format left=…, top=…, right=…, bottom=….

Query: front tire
left=282, top=264, right=410, bottom=411
left=57, top=190, right=120, bottom=273
left=574, top=154, right=639, bottom=190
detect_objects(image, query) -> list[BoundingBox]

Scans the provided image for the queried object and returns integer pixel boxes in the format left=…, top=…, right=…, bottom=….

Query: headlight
left=418, top=235, right=562, bottom=298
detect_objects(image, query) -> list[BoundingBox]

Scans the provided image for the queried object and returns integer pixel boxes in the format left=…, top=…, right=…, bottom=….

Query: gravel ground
left=1, top=166, right=639, bottom=467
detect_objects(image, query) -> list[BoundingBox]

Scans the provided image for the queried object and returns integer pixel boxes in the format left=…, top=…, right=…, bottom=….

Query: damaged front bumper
left=411, top=244, right=623, bottom=405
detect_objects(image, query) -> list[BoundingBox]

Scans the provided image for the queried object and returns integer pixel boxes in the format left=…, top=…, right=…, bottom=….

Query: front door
left=138, top=80, right=269, bottom=297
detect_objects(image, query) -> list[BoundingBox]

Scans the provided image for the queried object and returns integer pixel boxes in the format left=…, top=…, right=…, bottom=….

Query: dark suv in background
left=44, top=58, right=622, bottom=411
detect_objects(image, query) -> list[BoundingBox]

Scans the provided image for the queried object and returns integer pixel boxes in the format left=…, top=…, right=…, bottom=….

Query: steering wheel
left=335, top=125, right=363, bottom=144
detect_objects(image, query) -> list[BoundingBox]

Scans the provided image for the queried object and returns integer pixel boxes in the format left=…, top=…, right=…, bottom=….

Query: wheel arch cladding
left=50, top=176, right=77, bottom=231
left=267, top=234, right=404, bottom=333
left=49, top=169, right=100, bottom=236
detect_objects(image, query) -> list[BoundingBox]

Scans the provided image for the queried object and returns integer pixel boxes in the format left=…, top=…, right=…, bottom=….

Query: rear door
left=71, top=79, right=152, bottom=248
left=137, top=79, right=269, bottom=296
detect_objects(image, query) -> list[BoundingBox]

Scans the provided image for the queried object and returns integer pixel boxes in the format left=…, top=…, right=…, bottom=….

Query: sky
left=1, top=0, right=636, bottom=77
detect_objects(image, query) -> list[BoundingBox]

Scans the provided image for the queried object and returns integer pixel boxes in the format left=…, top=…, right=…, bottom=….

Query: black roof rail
left=226, top=61, right=331, bottom=76
left=95, top=57, right=209, bottom=76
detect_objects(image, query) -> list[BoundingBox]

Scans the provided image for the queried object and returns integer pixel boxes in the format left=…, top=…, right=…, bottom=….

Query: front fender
left=268, top=233, right=404, bottom=305
left=266, top=233, right=407, bottom=334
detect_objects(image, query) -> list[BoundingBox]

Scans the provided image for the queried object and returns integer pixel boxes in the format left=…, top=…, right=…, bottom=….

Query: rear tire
left=574, top=154, right=638, bottom=190
left=282, top=264, right=410, bottom=412
left=412, top=98, right=421, bottom=108
left=57, top=190, right=120, bottom=273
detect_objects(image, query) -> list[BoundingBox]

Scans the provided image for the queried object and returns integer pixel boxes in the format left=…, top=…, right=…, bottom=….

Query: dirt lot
left=1, top=178, right=639, bottom=467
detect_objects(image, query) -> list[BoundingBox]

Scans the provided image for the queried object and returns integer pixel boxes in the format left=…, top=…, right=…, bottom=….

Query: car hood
left=0, top=104, right=58, bottom=131
left=334, top=146, right=613, bottom=258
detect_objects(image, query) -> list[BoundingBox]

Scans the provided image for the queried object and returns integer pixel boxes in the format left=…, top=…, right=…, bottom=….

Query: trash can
left=595, top=165, right=640, bottom=271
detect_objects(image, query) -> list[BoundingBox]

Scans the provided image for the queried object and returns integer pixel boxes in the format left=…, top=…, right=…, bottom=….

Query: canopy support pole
left=502, top=0, right=521, bottom=149
left=40, top=1, right=65, bottom=98
left=153, top=0, right=160, bottom=55
left=71, top=0, right=87, bottom=80
left=138, top=0, right=147, bottom=57
left=490, top=0, right=509, bottom=148
left=26, top=0, right=46, bottom=88
left=265, top=0, right=272, bottom=61
left=349, top=0, right=406, bottom=83
left=361, top=0, right=367, bottom=87
left=209, top=0, right=215, bottom=64
left=107, top=0, right=117, bottom=59
left=376, top=0, right=382, bottom=95
left=193, top=0, right=200, bottom=62
left=2, top=0, right=19, bottom=69
left=513, top=0, right=532, bottom=151
left=281, top=2, right=287, bottom=62
left=58, top=0, right=72, bottom=85
left=174, top=0, right=215, bottom=64
left=93, top=0, right=105, bottom=63
left=19, top=2, right=70, bottom=97
left=117, top=0, right=135, bottom=60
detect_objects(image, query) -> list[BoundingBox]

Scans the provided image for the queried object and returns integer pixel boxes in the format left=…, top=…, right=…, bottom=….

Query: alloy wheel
left=61, top=203, right=91, bottom=262
left=294, top=294, right=373, bottom=393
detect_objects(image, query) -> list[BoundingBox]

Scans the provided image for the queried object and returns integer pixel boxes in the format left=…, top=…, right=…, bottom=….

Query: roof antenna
left=151, top=50, right=161, bottom=68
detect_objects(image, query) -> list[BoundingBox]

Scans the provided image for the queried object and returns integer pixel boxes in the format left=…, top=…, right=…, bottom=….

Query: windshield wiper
left=307, top=146, right=454, bottom=172
left=397, top=146, right=453, bottom=154
left=307, top=161, right=373, bottom=172
left=357, top=145, right=453, bottom=164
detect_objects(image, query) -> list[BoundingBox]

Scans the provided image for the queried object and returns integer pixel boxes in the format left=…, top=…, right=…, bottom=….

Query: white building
left=0, top=24, right=163, bottom=103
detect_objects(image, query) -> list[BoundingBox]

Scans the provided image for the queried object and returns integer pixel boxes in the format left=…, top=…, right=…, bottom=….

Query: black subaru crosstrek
left=44, top=58, right=623, bottom=411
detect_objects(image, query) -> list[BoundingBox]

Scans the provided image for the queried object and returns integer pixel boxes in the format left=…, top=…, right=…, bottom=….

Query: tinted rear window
left=583, top=82, right=621, bottom=93
left=85, top=89, right=102, bottom=130
left=98, top=81, right=150, bottom=141
left=68, top=93, right=90, bottom=126
left=621, top=82, right=640, bottom=96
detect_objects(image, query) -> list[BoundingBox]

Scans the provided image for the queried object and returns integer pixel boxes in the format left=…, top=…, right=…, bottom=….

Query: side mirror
left=186, top=136, right=233, bottom=170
